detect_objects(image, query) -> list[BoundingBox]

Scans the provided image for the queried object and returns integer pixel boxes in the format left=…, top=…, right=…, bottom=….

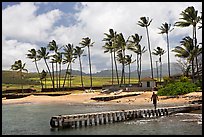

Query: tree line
left=11, top=6, right=202, bottom=92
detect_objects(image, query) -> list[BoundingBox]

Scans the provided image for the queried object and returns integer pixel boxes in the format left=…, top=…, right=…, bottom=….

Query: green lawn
left=2, top=75, right=139, bottom=92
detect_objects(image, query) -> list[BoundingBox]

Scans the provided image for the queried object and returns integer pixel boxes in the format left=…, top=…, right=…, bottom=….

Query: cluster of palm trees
left=102, top=29, right=146, bottom=86
left=173, top=6, right=202, bottom=83
left=102, top=6, right=202, bottom=86
left=11, top=6, right=202, bottom=92
left=24, top=38, right=93, bottom=91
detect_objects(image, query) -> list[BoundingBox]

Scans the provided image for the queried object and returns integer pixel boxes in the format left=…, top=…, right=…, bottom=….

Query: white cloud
left=2, top=38, right=46, bottom=72
left=2, top=2, right=63, bottom=43
left=2, top=2, right=202, bottom=73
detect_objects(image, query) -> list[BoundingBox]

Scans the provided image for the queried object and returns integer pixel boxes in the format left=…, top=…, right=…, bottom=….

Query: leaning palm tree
left=174, top=6, right=201, bottom=81
left=26, top=48, right=43, bottom=90
left=172, top=36, right=196, bottom=83
left=138, top=16, right=154, bottom=79
left=158, top=22, right=174, bottom=77
left=11, top=60, right=28, bottom=93
left=62, top=43, right=75, bottom=88
left=37, top=47, right=54, bottom=90
left=152, top=47, right=166, bottom=82
left=103, top=29, right=120, bottom=85
left=79, top=37, right=94, bottom=90
left=116, top=33, right=129, bottom=85
left=116, top=33, right=130, bottom=84
left=74, top=46, right=85, bottom=89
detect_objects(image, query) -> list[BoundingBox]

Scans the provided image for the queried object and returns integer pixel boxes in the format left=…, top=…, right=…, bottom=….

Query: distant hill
left=60, top=69, right=87, bottom=76
left=59, top=62, right=182, bottom=78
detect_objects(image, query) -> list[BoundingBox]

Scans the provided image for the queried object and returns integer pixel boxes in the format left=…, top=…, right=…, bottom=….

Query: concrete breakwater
left=50, top=104, right=202, bottom=129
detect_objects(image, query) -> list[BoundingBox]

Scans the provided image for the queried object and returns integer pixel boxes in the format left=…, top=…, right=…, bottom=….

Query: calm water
left=2, top=103, right=202, bottom=135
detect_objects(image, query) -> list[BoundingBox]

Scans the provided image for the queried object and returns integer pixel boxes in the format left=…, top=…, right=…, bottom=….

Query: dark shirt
left=151, top=94, right=158, bottom=104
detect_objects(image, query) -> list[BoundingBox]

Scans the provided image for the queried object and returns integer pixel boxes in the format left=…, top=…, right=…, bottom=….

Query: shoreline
left=2, top=91, right=202, bottom=108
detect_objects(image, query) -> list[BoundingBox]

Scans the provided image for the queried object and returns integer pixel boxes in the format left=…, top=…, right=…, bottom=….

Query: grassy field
left=2, top=74, right=139, bottom=92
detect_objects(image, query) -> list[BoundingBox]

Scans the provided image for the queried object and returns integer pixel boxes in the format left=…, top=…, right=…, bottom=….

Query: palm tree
left=172, top=36, right=196, bottom=82
left=102, top=42, right=114, bottom=85
left=48, top=40, right=60, bottom=89
left=125, top=54, right=135, bottom=85
left=116, top=33, right=129, bottom=85
left=158, top=22, right=174, bottom=78
left=155, top=61, right=159, bottom=81
left=52, top=52, right=63, bottom=90
left=198, top=12, right=202, bottom=29
left=138, top=16, right=154, bottom=79
left=127, top=33, right=146, bottom=84
left=62, top=44, right=75, bottom=88
left=174, top=6, right=201, bottom=81
left=37, top=47, right=54, bottom=90
left=74, top=46, right=85, bottom=89
left=11, top=60, right=28, bottom=93
left=40, top=70, right=47, bottom=89
left=103, top=29, right=120, bottom=85
left=26, top=48, right=43, bottom=90
left=152, top=47, right=166, bottom=82
left=80, top=37, right=94, bottom=90
left=137, top=45, right=147, bottom=83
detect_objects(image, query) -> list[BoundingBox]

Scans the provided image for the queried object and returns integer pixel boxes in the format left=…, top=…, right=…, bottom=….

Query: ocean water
left=2, top=103, right=202, bottom=135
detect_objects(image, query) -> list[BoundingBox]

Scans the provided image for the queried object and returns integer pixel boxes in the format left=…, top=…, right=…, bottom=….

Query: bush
left=179, top=76, right=189, bottom=82
left=163, top=76, right=175, bottom=86
left=157, top=81, right=198, bottom=96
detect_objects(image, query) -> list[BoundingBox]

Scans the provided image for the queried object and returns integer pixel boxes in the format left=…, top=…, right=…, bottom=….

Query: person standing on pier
left=151, top=92, right=159, bottom=109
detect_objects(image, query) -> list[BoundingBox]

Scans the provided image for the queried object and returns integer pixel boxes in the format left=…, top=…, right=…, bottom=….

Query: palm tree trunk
left=191, top=59, right=195, bottom=83
left=120, top=50, right=125, bottom=86
left=146, top=27, right=154, bottom=79
left=45, top=59, right=54, bottom=90
left=69, top=62, right=72, bottom=88
left=160, top=60, right=162, bottom=83
left=111, top=51, right=114, bottom=85
left=194, top=26, right=200, bottom=82
left=34, top=60, right=43, bottom=90
left=114, top=50, right=119, bottom=85
left=139, top=54, right=142, bottom=84
left=56, top=63, right=58, bottom=89
left=87, top=46, right=93, bottom=89
left=52, top=62, right=55, bottom=90
left=156, top=61, right=159, bottom=81
left=45, top=77, right=47, bottom=89
left=59, top=63, right=61, bottom=89
left=79, top=56, right=84, bottom=89
left=21, top=70, right=24, bottom=93
left=62, top=62, right=70, bottom=88
left=192, top=27, right=196, bottom=83
left=166, top=33, right=171, bottom=77
left=137, top=54, right=140, bottom=83
left=128, top=64, right=130, bottom=85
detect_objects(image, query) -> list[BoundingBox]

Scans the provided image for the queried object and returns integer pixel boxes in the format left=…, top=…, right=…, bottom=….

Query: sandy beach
left=2, top=91, right=202, bottom=107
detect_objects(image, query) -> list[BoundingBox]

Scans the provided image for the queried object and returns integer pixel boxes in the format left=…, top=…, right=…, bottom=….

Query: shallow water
left=2, top=103, right=202, bottom=135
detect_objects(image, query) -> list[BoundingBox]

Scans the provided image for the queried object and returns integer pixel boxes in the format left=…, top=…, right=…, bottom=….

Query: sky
left=2, top=2, right=202, bottom=74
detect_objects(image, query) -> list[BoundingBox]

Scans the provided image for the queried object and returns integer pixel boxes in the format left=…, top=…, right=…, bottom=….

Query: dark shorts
left=153, top=100, right=157, bottom=104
